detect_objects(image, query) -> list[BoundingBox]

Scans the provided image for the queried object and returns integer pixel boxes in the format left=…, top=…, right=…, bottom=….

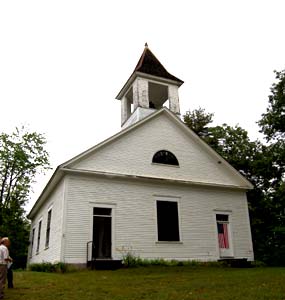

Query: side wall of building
left=63, top=174, right=254, bottom=264
left=28, top=179, right=65, bottom=264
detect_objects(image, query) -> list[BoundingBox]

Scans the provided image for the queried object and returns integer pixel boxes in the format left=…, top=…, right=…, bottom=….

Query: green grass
left=7, top=266, right=285, bottom=300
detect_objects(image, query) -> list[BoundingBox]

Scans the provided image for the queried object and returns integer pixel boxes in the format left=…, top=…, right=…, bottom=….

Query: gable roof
left=28, top=107, right=253, bottom=219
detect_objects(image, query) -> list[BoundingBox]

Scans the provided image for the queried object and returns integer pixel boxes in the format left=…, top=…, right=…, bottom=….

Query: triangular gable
left=63, top=108, right=253, bottom=190
left=29, top=108, right=253, bottom=219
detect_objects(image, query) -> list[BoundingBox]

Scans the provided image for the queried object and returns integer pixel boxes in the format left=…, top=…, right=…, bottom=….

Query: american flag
left=217, top=223, right=229, bottom=249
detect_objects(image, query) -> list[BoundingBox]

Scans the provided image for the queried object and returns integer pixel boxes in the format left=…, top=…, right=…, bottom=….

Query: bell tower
left=116, top=44, right=184, bottom=129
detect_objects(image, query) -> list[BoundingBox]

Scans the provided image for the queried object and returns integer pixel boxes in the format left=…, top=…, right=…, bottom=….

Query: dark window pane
left=36, top=221, right=42, bottom=253
left=93, top=208, right=112, bottom=216
left=45, top=210, right=52, bottom=248
left=217, top=222, right=224, bottom=234
left=216, top=214, right=228, bottom=222
left=157, top=201, right=180, bottom=241
left=152, top=150, right=179, bottom=166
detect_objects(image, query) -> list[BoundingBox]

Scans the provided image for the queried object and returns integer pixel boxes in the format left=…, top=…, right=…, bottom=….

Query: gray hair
left=0, top=237, right=9, bottom=244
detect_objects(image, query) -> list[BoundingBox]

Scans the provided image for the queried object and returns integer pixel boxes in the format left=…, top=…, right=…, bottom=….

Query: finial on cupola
left=145, top=42, right=148, bottom=48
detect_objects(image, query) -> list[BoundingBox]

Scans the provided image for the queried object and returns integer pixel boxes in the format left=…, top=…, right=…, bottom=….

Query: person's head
left=1, top=237, right=10, bottom=247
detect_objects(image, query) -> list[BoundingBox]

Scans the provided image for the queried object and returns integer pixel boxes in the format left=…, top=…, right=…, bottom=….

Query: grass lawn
left=6, top=266, right=285, bottom=300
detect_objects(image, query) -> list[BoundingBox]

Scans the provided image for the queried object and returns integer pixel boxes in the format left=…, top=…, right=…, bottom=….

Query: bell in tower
left=116, top=44, right=184, bottom=129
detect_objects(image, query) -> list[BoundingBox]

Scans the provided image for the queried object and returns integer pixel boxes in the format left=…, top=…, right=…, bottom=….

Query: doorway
left=92, top=207, right=112, bottom=259
left=216, top=214, right=233, bottom=257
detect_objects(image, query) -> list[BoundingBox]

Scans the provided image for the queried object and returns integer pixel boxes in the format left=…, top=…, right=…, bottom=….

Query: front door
left=92, top=208, right=112, bottom=259
left=216, top=214, right=233, bottom=257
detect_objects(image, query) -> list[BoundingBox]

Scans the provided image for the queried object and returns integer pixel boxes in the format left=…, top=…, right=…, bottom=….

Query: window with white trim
left=156, top=200, right=180, bottom=241
left=216, top=214, right=230, bottom=249
left=45, top=209, right=52, bottom=248
left=36, top=220, right=42, bottom=254
left=152, top=150, right=179, bottom=166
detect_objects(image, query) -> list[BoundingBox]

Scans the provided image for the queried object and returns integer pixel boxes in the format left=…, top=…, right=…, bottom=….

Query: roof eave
left=115, top=72, right=137, bottom=100
left=116, top=71, right=184, bottom=100
left=27, top=167, right=64, bottom=219
left=61, top=167, right=253, bottom=191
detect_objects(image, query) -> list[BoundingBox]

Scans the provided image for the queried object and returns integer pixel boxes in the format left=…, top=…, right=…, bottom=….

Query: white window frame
left=154, top=195, right=182, bottom=244
left=45, top=207, right=53, bottom=249
left=36, top=218, right=43, bottom=254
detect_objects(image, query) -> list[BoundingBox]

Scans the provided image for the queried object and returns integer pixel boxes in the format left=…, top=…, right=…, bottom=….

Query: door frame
left=89, top=203, right=116, bottom=260
left=214, top=211, right=234, bottom=258
left=93, top=212, right=112, bottom=259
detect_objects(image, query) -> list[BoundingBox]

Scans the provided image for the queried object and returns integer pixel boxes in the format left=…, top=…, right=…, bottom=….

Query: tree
left=258, top=70, right=285, bottom=181
left=182, top=107, right=283, bottom=265
left=183, top=107, right=214, bottom=137
left=182, top=108, right=263, bottom=183
left=258, top=69, right=285, bottom=142
left=0, top=127, right=50, bottom=268
left=257, top=69, right=285, bottom=265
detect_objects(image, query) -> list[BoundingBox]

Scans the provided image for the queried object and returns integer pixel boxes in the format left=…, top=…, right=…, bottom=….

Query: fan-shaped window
left=152, top=150, right=179, bottom=166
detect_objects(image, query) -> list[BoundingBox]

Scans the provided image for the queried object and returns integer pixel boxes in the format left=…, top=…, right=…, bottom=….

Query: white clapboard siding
left=70, top=112, right=248, bottom=188
left=28, top=180, right=65, bottom=264
left=62, top=175, right=253, bottom=264
left=28, top=110, right=253, bottom=265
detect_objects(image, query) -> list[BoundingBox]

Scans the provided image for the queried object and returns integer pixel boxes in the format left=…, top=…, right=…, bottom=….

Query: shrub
left=252, top=260, right=267, bottom=268
left=121, top=254, right=227, bottom=268
left=122, top=252, right=142, bottom=268
left=28, top=262, right=71, bottom=273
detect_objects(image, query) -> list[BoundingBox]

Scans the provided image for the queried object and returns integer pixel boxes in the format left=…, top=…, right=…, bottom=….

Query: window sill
left=156, top=241, right=183, bottom=244
left=151, top=163, right=180, bottom=168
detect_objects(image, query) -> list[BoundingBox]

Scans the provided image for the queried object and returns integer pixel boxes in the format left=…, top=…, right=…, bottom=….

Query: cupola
left=116, top=44, right=184, bottom=129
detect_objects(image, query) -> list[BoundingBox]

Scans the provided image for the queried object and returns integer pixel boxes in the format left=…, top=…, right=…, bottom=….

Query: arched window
left=152, top=150, right=179, bottom=166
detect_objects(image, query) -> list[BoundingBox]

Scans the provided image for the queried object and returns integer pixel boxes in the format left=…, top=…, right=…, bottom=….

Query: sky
left=1, top=0, right=285, bottom=212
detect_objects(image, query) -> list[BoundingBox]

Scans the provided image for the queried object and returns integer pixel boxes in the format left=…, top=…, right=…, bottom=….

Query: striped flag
left=217, top=223, right=229, bottom=249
